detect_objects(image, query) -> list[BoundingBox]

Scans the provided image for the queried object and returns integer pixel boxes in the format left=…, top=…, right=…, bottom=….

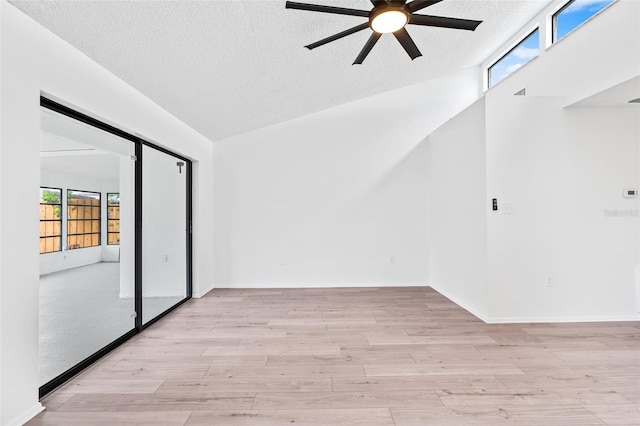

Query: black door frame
left=39, top=96, right=193, bottom=397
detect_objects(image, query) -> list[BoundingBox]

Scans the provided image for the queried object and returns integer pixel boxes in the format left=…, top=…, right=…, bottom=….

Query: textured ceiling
left=11, top=0, right=552, bottom=141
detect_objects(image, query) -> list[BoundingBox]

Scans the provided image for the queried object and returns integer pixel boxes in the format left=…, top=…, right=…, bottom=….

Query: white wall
left=119, top=156, right=135, bottom=298
left=1, top=3, right=42, bottom=422
left=478, top=0, right=640, bottom=321
left=0, top=1, right=4, bottom=418
left=213, top=68, right=481, bottom=288
left=485, top=96, right=639, bottom=321
left=426, top=96, right=638, bottom=323
left=0, top=2, right=214, bottom=424
left=426, top=99, right=489, bottom=320
left=414, top=0, right=640, bottom=322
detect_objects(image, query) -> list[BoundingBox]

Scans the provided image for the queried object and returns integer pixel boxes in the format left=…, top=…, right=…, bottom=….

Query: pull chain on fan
left=286, top=0, right=482, bottom=64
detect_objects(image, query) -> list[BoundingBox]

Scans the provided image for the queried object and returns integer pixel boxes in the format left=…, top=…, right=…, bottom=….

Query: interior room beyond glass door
left=142, top=145, right=189, bottom=324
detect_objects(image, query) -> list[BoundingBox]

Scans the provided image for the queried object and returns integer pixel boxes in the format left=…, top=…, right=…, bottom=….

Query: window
left=553, top=0, right=614, bottom=42
left=488, top=29, right=540, bottom=88
left=67, top=189, right=101, bottom=249
left=40, top=187, right=62, bottom=254
left=107, top=193, right=120, bottom=245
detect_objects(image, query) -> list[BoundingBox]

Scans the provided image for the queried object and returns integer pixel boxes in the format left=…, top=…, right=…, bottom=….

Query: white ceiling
left=40, top=150, right=121, bottom=181
left=40, top=107, right=129, bottom=181
left=11, top=0, right=552, bottom=141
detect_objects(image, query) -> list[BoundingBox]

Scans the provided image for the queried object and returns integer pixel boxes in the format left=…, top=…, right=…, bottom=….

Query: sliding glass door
left=141, top=145, right=190, bottom=324
left=39, top=98, right=192, bottom=396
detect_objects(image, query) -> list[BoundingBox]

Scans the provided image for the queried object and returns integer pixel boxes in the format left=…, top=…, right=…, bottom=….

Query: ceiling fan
left=286, top=0, right=482, bottom=64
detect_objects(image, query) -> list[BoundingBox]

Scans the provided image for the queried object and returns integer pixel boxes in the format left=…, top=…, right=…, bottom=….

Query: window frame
left=66, top=188, right=102, bottom=250
left=39, top=186, right=63, bottom=254
left=487, top=27, right=540, bottom=89
left=552, top=0, right=616, bottom=43
left=107, top=192, right=120, bottom=245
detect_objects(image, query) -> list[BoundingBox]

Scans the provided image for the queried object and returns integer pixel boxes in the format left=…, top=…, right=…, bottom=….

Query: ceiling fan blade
left=305, top=23, right=370, bottom=50
left=370, top=0, right=408, bottom=5
left=285, top=1, right=369, bottom=17
left=409, top=14, right=482, bottom=31
left=393, top=28, right=422, bottom=60
left=407, top=0, right=443, bottom=13
left=353, top=32, right=382, bottom=65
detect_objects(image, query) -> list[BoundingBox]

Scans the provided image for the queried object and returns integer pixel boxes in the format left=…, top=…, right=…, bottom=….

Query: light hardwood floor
left=28, top=287, right=640, bottom=425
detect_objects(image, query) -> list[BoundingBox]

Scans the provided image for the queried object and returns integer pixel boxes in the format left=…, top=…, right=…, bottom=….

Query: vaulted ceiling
left=10, top=0, right=552, bottom=141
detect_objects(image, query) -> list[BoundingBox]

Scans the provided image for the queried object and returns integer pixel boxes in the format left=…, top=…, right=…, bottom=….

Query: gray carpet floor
left=39, top=262, right=182, bottom=385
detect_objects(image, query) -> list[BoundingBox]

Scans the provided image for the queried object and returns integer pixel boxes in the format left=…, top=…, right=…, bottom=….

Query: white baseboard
left=427, top=284, right=490, bottom=323
left=486, top=315, right=640, bottom=324
left=6, top=403, right=45, bottom=426
left=193, top=283, right=215, bottom=298
left=214, top=282, right=428, bottom=289
left=427, top=285, right=640, bottom=324
left=636, top=263, right=640, bottom=313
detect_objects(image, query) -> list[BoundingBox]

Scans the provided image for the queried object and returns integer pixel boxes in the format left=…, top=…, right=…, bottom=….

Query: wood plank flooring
left=28, top=287, right=640, bottom=425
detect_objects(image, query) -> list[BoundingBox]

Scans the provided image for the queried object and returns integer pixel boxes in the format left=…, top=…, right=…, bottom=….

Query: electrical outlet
left=546, top=276, right=554, bottom=287
left=389, top=256, right=395, bottom=264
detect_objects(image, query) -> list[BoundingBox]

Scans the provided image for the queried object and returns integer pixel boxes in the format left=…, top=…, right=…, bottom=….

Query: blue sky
left=555, top=0, right=614, bottom=40
left=489, top=30, right=539, bottom=87
left=489, top=0, right=613, bottom=87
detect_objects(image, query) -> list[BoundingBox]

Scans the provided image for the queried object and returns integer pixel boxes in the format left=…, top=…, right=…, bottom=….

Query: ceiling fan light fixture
left=370, top=8, right=409, bottom=34
left=286, top=0, right=483, bottom=64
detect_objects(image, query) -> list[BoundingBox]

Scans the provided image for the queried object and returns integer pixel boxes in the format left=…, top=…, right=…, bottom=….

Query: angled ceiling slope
left=10, top=0, right=551, bottom=141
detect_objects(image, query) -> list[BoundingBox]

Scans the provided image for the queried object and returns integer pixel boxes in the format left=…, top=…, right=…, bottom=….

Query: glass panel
left=39, top=106, right=135, bottom=386
left=142, top=145, right=188, bottom=324
left=40, top=188, right=62, bottom=253
left=66, top=190, right=100, bottom=249
left=107, top=192, right=121, bottom=248
left=488, top=29, right=539, bottom=88
left=554, top=0, right=614, bottom=42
